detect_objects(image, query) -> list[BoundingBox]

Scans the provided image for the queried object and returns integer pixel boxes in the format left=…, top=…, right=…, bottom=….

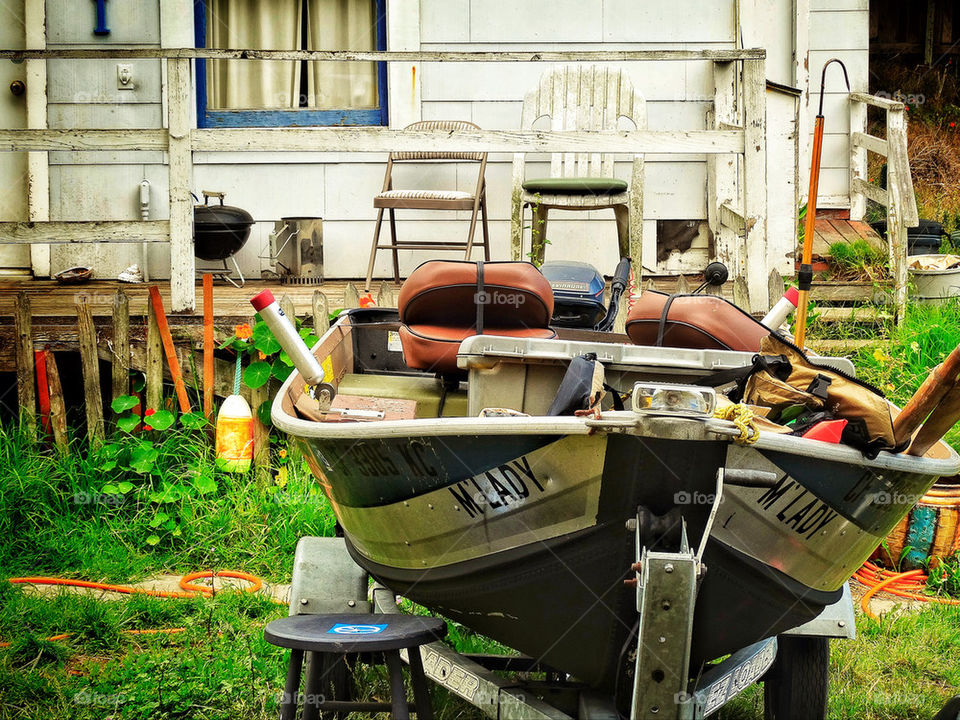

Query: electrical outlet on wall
left=116, top=64, right=134, bottom=90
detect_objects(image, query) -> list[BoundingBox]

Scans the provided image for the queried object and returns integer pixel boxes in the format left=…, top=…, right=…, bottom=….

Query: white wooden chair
left=365, top=120, right=490, bottom=291
left=510, top=65, right=646, bottom=268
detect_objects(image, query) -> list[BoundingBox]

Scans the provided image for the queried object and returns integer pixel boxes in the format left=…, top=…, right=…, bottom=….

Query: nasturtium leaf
left=257, top=400, right=273, bottom=427
left=164, top=519, right=176, bottom=531
left=117, top=414, right=141, bottom=433
left=146, top=409, right=174, bottom=431
left=101, top=483, right=120, bottom=495
left=117, top=481, right=134, bottom=494
left=193, top=474, right=217, bottom=495
left=149, top=484, right=179, bottom=504
left=171, top=526, right=182, bottom=538
left=100, top=460, right=118, bottom=472
left=279, top=350, right=293, bottom=367
left=180, top=412, right=209, bottom=429
left=243, top=361, right=272, bottom=389
left=130, top=370, right=146, bottom=393
left=111, top=395, right=139, bottom=413
left=252, top=322, right=281, bottom=355
left=271, top=359, right=293, bottom=382
left=146, top=534, right=160, bottom=546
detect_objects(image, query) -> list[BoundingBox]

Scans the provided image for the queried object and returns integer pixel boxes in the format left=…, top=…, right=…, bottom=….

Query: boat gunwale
left=272, top=315, right=960, bottom=479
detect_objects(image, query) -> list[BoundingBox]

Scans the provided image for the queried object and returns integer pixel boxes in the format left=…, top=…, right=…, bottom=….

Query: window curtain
left=306, top=0, right=378, bottom=109
left=206, top=0, right=301, bottom=110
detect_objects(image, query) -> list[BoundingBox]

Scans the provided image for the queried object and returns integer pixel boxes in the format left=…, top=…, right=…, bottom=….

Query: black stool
left=265, top=613, right=445, bottom=720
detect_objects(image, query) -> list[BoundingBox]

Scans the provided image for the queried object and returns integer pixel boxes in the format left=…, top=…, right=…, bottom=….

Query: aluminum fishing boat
left=265, top=261, right=960, bottom=710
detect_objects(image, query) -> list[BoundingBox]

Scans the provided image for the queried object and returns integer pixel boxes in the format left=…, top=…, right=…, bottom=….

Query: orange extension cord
left=2, top=571, right=270, bottom=648
left=854, top=561, right=960, bottom=619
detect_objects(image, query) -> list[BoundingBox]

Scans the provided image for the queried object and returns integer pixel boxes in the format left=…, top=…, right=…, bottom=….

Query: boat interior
left=275, top=259, right=960, bottom=462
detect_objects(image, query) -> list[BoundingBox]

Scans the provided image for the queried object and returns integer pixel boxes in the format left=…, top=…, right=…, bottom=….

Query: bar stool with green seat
left=510, top=65, right=646, bottom=270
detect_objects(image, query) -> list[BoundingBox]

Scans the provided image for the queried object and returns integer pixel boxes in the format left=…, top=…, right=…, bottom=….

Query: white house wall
left=808, top=0, right=869, bottom=209
left=35, top=0, right=864, bottom=281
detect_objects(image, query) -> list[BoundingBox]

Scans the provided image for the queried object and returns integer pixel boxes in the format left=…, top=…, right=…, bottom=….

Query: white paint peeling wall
left=36, top=0, right=866, bottom=281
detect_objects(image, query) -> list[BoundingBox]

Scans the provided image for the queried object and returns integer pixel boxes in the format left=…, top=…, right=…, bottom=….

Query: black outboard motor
left=541, top=258, right=632, bottom=332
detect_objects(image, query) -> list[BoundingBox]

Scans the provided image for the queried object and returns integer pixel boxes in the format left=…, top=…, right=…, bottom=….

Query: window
left=194, top=0, right=388, bottom=127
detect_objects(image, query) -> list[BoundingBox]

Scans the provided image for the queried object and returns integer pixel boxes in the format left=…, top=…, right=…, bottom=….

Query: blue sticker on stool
left=329, top=623, right=388, bottom=635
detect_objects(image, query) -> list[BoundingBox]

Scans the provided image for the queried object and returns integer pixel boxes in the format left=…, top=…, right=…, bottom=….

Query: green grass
left=0, top=424, right=335, bottom=582
left=828, top=239, right=889, bottom=281
left=2, top=580, right=956, bottom=719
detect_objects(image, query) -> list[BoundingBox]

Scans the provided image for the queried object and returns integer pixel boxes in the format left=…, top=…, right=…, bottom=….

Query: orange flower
left=359, top=293, right=377, bottom=308
left=235, top=323, right=252, bottom=340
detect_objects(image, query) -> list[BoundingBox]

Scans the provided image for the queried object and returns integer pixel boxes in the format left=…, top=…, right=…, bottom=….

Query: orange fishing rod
left=794, top=59, right=850, bottom=349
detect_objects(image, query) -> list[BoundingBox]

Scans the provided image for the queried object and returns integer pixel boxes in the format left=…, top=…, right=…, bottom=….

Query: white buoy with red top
left=761, top=286, right=800, bottom=330
left=250, top=289, right=326, bottom=385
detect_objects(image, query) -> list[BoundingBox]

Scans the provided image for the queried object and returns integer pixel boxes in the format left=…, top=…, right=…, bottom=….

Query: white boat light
left=631, top=382, right=716, bottom=417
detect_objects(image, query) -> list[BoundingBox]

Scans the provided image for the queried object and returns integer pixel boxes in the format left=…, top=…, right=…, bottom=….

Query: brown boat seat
left=624, top=290, right=770, bottom=352
left=398, top=260, right=557, bottom=373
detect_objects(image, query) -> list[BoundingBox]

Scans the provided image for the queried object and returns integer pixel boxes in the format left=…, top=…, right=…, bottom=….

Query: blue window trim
left=193, top=0, right=388, bottom=128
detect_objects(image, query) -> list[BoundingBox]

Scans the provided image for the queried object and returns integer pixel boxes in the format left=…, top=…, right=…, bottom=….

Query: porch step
left=811, top=218, right=887, bottom=257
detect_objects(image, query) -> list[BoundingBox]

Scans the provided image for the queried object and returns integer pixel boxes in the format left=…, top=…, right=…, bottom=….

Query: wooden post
left=708, top=61, right=739, bottom=274
left=251, top=315, right=270, bottom=483
left=44, top=350, right=69, bottom=455
left=25, top=0, right=50, bottom=278
left=167, top=57, right=195, bottom=312
left=343, top=282, right=360, bottom=309
left=76, top=296, right=105, bottom=444
left=886, top=107, right=908, bottom=324
left=742, top=56, right=769, bottom=313
left=146, top=298, right=163, bottom=411
left=312, top=291, right=329, bottom=335
left=280, top=294, right=296, bottom=322
left=14, top=292, right=36, bottom=439
left=203, top=274, right=214, bottom=418
left=112, top=289, right=130, bottom=402
left=376, top=281, right=390, bottom=308
left=732, top=276, right=751, bottom=311
left=768, top=269, right=785, bottom=310
left=148, top=285, right=191, bottom=412
left=849, top=98, right=867, bottom=222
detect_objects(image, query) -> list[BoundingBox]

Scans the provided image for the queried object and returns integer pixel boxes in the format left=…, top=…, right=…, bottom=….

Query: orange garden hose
left=854, top=561, right=960, bottom=619
left=2, top=571, right=272, bottom=648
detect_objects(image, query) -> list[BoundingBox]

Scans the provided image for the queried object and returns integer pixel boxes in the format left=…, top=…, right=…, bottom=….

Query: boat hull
left=294, top=425, right=942, bottom=687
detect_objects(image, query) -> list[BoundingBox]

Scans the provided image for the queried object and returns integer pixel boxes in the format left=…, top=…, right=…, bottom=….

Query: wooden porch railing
left=849, top=91, right=920, bottom=322
left=0, top=48, right=769, bottom=313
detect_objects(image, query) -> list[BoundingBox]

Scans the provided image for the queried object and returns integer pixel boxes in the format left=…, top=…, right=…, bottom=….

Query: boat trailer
left=286, top=470, right=856, bottom=719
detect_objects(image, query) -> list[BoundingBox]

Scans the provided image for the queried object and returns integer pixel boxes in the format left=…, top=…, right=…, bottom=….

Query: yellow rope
left=714, top=403, right=760, bottom=445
